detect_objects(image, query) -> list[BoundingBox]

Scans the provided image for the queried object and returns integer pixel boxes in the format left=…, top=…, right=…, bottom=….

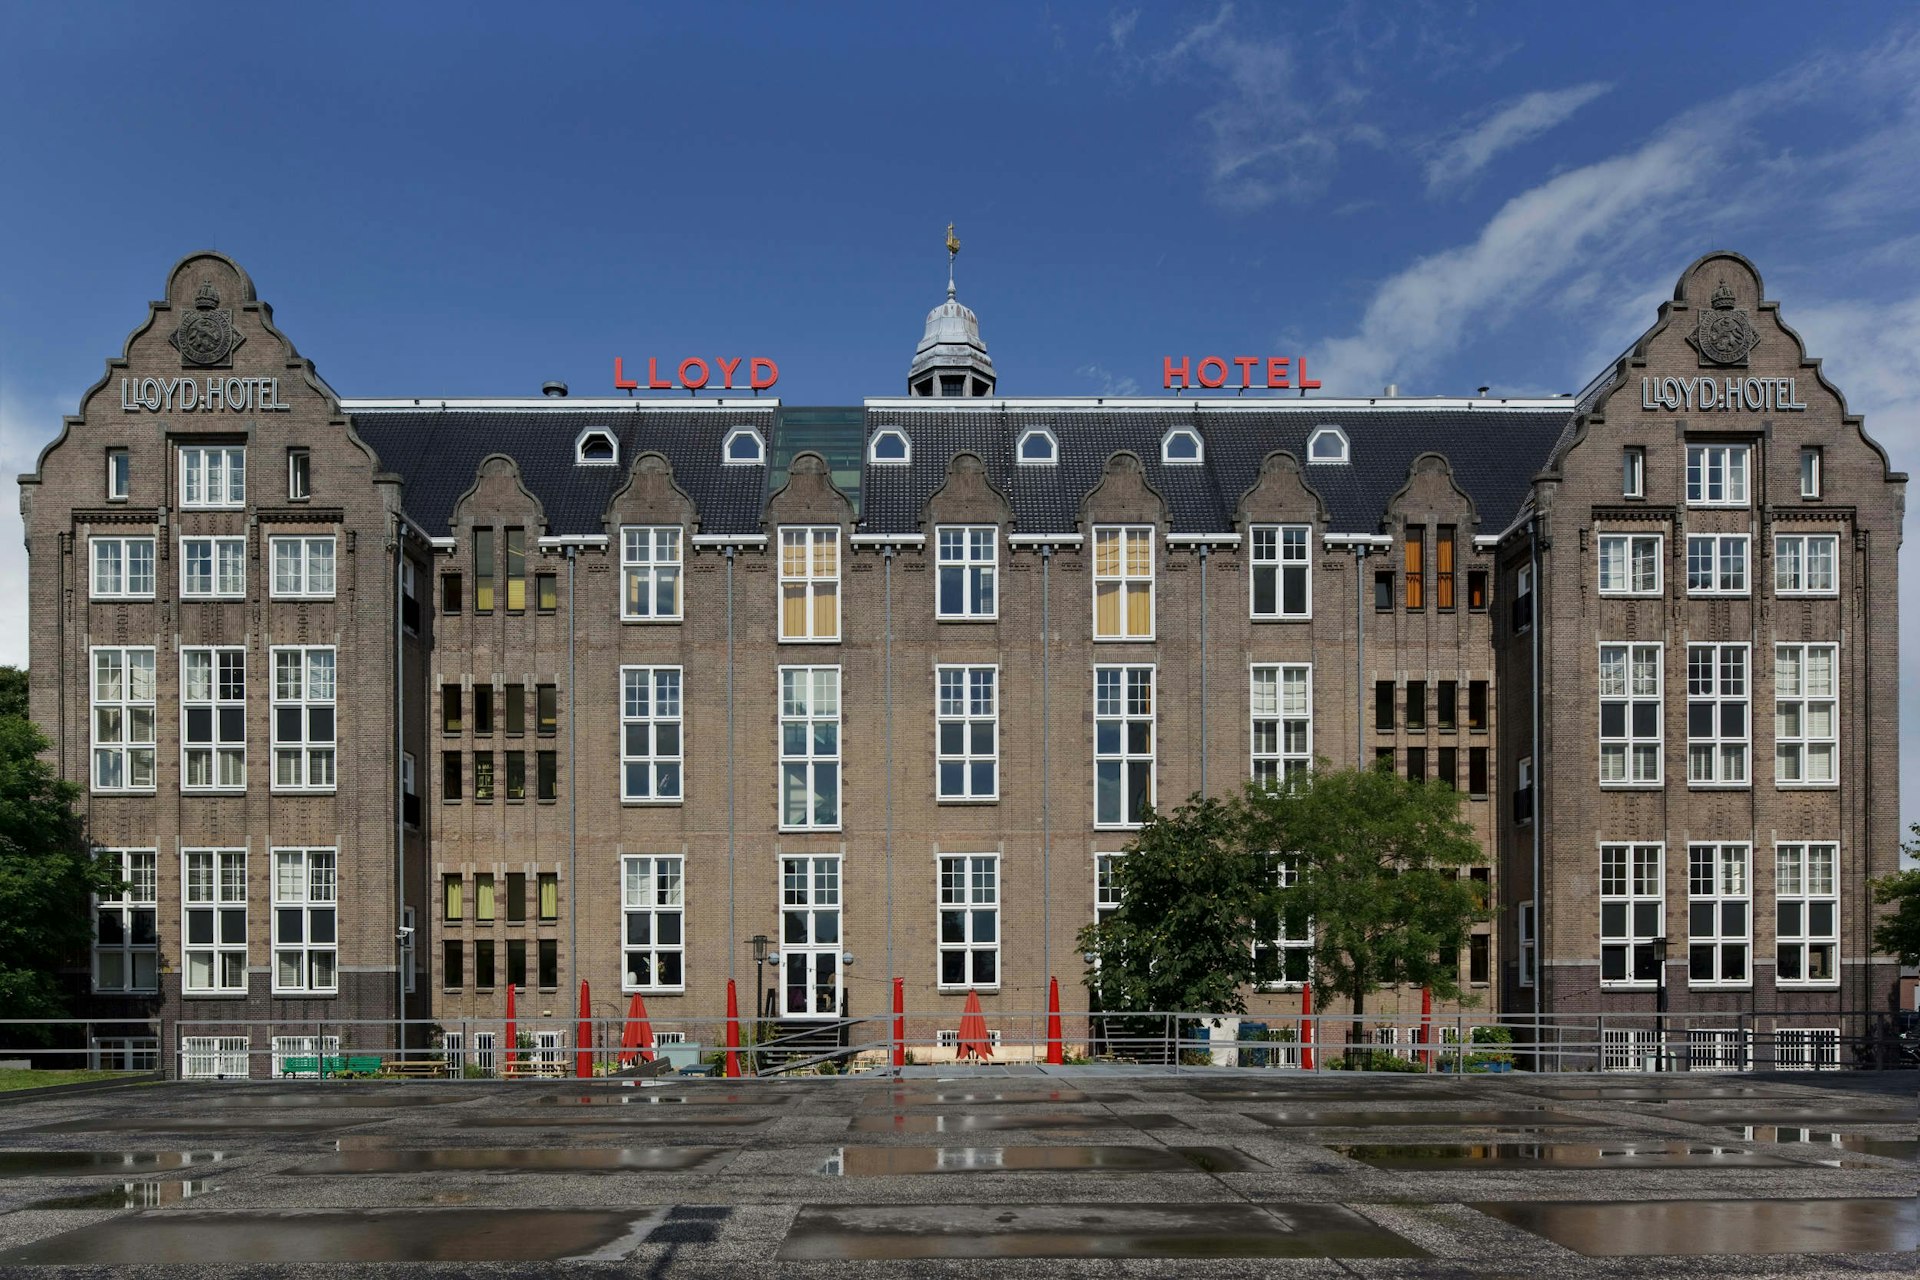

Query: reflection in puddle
left=460, top=1112, right=767, bottom=1128
left=867, top=1091, right=1118, bottom=1106
left=1251, top=1108, right=1585, bottom=1128
left=536, top=1093, right=760, bottom=1106
left=1332, top=1141, right=1814, bottom=1169
left=1740, top=1126, right=1920, bottom=1162
left=34, top=1114, right=352, bottom=1132
left=292, top=1146, right=732, bottom=1174
left=0, top=1151, right=225, bottom=1178
left=848, top=1113, right=1186, bottom=1133
left=1473, top=1197, right=1920, bottom=1256
left=1663, top=1107, right=1918, bottom=1128
left=815, top=1145, right=1260, bottom=1175
left=27, top=1180, right=218, bottom=1210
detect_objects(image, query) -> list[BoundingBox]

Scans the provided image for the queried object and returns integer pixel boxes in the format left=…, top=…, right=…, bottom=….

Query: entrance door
left=781, top=856, right=842, bottom=1018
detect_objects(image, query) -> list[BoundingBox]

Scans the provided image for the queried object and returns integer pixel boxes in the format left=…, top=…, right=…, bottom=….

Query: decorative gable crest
left=1687, top=279, right=1760, bottom=367
left=169, top=279, right=245, bottom=367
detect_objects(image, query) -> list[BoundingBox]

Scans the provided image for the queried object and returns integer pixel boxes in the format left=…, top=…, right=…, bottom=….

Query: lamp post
left=1652, top=935, right=1669, bottom=1073
left=748, top=934, right=770, bottom=1071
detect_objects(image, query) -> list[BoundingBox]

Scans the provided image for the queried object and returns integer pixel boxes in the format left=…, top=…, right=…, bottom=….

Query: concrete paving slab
left=1470, top=1195, right=1920, bottom=1256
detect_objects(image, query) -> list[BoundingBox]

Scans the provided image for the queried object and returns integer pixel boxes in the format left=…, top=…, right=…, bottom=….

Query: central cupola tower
left=908, top=224, right=996, bottom=397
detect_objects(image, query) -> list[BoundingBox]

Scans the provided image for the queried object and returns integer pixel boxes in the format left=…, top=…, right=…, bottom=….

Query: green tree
left=1869, top=823, right=1920, bottom=967
left=0, top=665, right=25, bottom=721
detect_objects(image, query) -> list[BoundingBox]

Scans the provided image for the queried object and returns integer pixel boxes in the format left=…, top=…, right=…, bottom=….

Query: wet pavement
left=0, top=1068, right=1912, bottom=1274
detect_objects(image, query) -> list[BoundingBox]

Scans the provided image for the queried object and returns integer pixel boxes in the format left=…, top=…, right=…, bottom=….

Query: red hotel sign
left=1163, top=355, right=1321, bottom=391
left=614, top=356, right=779, bottom=392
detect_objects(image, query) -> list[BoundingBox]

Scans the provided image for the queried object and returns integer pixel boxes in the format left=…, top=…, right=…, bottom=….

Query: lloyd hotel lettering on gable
left=17, top=247, right=1904, bottom=1073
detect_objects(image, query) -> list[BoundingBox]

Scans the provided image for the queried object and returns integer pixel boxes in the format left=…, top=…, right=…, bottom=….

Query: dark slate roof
left=863, top=404, right=1575, bottom=536
left=348, top=407, right=774, bottom=536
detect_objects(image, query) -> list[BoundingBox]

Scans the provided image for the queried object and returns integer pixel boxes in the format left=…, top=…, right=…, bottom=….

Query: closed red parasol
left=956, top=989, right=993, bottom=1062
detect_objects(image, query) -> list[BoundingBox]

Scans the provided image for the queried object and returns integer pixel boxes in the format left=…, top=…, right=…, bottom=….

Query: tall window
left=1468, top=680, right=1489, bottom=731
left=539, top=873, right=559, bottom=923
left=1685, top=443, right=1749, bottom=506
left=621, top=855, right=685, bottom=990
left=1517, top=900, right=1535, bottom=988
left=779, top=666, right=840, bottom=829
left=1250, top=664, right=1311, bottom=783
left=272, top=848, right=337, bottom=994
left=779, top=526, right=840, bottom=641
left=781, top=856, right=842, bottom=1015
left=1774, top=533, right=1838, bottom=595
left=1799, top=447, right=1822, bottom=499
left=90, top=536, right=155, bottom=600
left=473, top=528, right=495, bottom=613
left=1404, top=524, right=1425, bottom=609
left=1597, top=533, right=1661, bottom=595
left=183, top=848, right=247, bottom=994
left=1375, top=680, right=1395, bottom=732
left=106, top=447, right=131, bottom=501
left=1599, top=643, right=1662, bottom=785
left=474, top=752, right=495, bottom=801
left=179, top=446, right=245, bottom=508
left=1686, top=644, right=1749, bottom=785
left=1254, top=856, right=1312, bottom=987
left=1092, top=525, right=1154, bottom=639
left=620, top=526, right=683, bottom=620
left=936, top=526, right=997, bottom=619
left=1250, top=524, right=1310, bottom=619
left=1687, top=843, right=1749, bottom=987
left=180, top=536, right=246, bottom=598
left=1599, top=842, right=1663, bottom=988
left=504, top=528, right=527, bottom=612
left=287, top=448, right=311, bottom=500
left=181, top=647, right=246, bottom=790
left=1776, top=843, right=1838, bottom=988
left=1622, top=446, right=1645, bottom=498
left=1095, top=853, right=1124, bottom=927
left=1775, top=643, right=1837, bottom=785
left=938, top=854, right=999, bottom=989
left=271, top=646, right=336, bottom=791
left=1436, top=525, right=1456, bottom=609
left=91, top=647, right=156, bottom=791
left=270, top=536, right=335, bottom=599
left=1406, top=681, right=1427, bottom=731
left=1512, top=563, right=1532, bottom=632
left=936, top=665, right=998, bottom=800
left=1437, top=681, right=1458, bottom=731
left=1686, top=534, right=1748, bottom=595
left=1095, top=665, right=1155, bottom=827
left=95, top=849, right=158, bottom=993
left=620, top=666, right=683, bottom=802
left=537, top=683, right=558, bottom=736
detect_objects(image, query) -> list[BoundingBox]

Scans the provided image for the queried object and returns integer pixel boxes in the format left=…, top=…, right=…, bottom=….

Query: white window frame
left=779, top=665, right=841, bottom=831
left=90, top=535, right=156, bottom=600
left=574, top=427, right=618, bottom=466
left=1798, top=447, right=1821, bottom=499
left=1250, top=662, right=1311, bottom=784
left=287, top=448, right=311, bottom=500
left=934, top=525, right=998, bottom=620
left=1517, top=899, right=1535, bottom=988
left=1685, top=533, right=1749, bottom=596
left=271, top=646, right=337, bottom=792
left=271, top=847, right=338, bottom=995
left=1016, top=426, right=1057, bottom=465
left=619, top=666, right=684, bottom=803
left=1249, top=524, right=1311, bottom=619
left=180, top=1036, right=250, bottom=1079
left=106, top=448, right=131, bottom=502
left=1774, top=643, right=1837, bottom=787
left=180, top=535, right=247, bottom=599
left=1095, top=663, right=1155, bottom=828
left=183, top=848, right=248, bottom=995
left=778, top=526, right=841, bottom=642
left=938, top=854, right=1000, bottom=991
left=1160, top=427, right=1203, bottom=464
left=620, top=526, right=684, bottom=621
left=1306, top=425, right=1349, bottom=464
left=1599, top=841, right=1664, bottom=989
left=936, top=664, right=998, bottom=802
left=1773, top=533, right=1839, bottom=596
left=1686, top=643, right=1749, bottom=787
left=1092, top=524, right=1155, bottom=641
left=91, top=646, right=156, bottom=792
left=620, top=854, right=686, bottom=991
left=181, top=646, right=246, bottom=792
left=722, top=425, right=765, bottom=465
left=1685, top=443, right=1749, bottom=506
left=179, top=445, right=246, bottom=509
left=780, top=854, right=843, bottom=1017
left=94, top=849, right=159, bottom=994
left=1686, top=842, right=1750, bottom=988
left=1095, top=852, right=1124, bottom=928
left=1622, top=446, right=1645, bottom=499
left=1255, top=855, right=1313, bottom=989
left=1775, top=842, right=1839, bottom=989
left=1599, top=642, right=1662, bottom=786
left=868, top=429, right=911, bottom=465
left=1596, top=532, right=1662, bottom=596
left=269, top=535, right=336, bottom=600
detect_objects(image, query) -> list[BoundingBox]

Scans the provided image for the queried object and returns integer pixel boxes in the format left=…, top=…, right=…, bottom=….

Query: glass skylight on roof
left=1308, top=425, right=1350, bottom=464
left=723, top=426, right=766, bottom=465
left=869, top=429, right=910, bottom=465
left=575, top=428, right=618, bottom=466
left=1017, top=427, right=1058, bottom=465
left=1162, top=428, right=1203, bottom=464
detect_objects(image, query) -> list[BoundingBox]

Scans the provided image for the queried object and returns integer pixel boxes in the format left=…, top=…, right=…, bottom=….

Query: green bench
left=281, top=1054, right=383, bottom=1078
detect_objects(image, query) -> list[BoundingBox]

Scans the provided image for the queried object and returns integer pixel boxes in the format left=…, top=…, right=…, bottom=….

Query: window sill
left=181, top=991, right=250, bottom=1000
left=778, top=827, right=844, bottom=835
left=1598, top=783, right=1663, bottom=791
left=1688, top=783, right=1752, bottom=792
left=620, top=617, right=685, bottom=625
left=1092, top=635, right=1157, bottom=644
left=1598, top=983, right=1659, bottom=992
left=1775, top=591, right=1840, bottom=600
left=93, top=789, right=159, bottom=797
left=1774, top=782, right=1839, bottom=791
left=938, top=986, right=1000, bottom=995
left=1094, top=823, right=1146, bottom=832
left=1686, top=983, right=1752, bottom=992
left=777, top=636, right=844, bottom=645
left=621, top=986, right=687, bottom=995
left=269, top=595, right=338, bottom=604
left=270, top=990, right=338, bottom=998
left=1775, top=982, right=1841, bottom=991
left=622, top=799, right=685, bottom=807
left=1250, top=614, right=1312, bottom=624
left=182, top=788, right=247, bottom=797
left=1598, top=592, right=1665, bottom=601
left=937, top=796, right=1000, bottom=806
left=91, top=596, right=157, bottom=604
left=271, top=789, right=339, bottom=796
left=936, top=614, right=1000, bottom=624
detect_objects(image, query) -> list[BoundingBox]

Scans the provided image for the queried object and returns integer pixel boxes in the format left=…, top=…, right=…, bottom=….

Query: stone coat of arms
left=1688, top=279, right=1760, bottom=367
left=169, top=280, right=244, bottom=367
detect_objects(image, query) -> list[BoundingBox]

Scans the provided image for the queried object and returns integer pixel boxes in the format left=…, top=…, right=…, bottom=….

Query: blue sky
left=3, top=1, right=1918, bottom=841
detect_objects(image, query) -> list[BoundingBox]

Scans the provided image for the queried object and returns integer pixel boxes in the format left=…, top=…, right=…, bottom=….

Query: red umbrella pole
left=504, top=983, right=518, bottom=1076
left=1300, top=982, right=1314, bottom=1071
left=724, top=979, right=742, bottom=1078
left=576, top=979, right=593, bottom=1078
left=891, top=977, right=905, bottom=1069
left=1045, top=976, right=1064, bottom=1065
left=1420, top=986, right=1434, bottom=1068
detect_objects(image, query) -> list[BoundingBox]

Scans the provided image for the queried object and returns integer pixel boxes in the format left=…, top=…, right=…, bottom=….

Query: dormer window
left=1161, top=428, right=1203, bottom=465
left=1307, top=425, right=1350, bottom=464
left=575, top=428, right=618, bottom=466
left=723, top=426, right=765, bottom=466
left=1017, top=427, right=1058, bottom=466
left=868, top=429, right=911, bottom=465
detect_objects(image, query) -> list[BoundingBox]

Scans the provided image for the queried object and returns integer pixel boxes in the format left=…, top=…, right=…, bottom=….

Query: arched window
left=1161, top=428, right=1203, bottom=465
left=723, top=426, right=766, bottom=466
left=1017, top=427, right=1058, bottom=466
left=1307, top=425, right=1350, bottom=464
left=575, top=428, right=618, bottom=466
left=868, top=430, right=911, bottom=465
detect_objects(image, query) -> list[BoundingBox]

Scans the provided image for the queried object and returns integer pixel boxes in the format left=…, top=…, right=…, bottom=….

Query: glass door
left=781, top=856, right=842, bottom=1018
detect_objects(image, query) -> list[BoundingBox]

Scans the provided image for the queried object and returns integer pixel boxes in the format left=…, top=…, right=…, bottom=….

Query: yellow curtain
left=813, top=534, right=837, bottom=577
left=443, top=876, right=463, bottom=921
left=782, top=585, right=807, bottom=637
left=812, top=584, right=838, bottom=639
left=538, top=875, right=558, bottom=921
left=1094, top=530, right=1120, bottom=576
left=1126, top=531, right=1150, bottom=577
left=1095, top=582, right=1120, bottom=637
left=475, top=875, right=495, bottom=922
left=781, top=533, right=808, bottom=577
left=1126, top=584, right=1152, bottom=636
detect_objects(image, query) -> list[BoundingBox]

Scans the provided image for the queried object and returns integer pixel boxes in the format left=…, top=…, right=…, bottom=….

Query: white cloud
left=1107, top=7, right=1139, bottom=50
left=1425, top=82, right=1610, bottom=195
left=1077, top=363, right=1140, bottom=397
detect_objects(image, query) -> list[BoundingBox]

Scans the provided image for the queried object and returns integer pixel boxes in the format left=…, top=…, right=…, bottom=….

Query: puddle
left=0, top=1208, right=664, bottom=1265
left=27, top=1180, right=219, bottom=1209
left=1331, top=1141, right=1813, bottom=1169
left=459, top=1112, right=767, bottom=1128
left=535, top=1093, right=764, bottom=1106
left=33, top=1114, right=354, bottom=1132
left=0, top=1152, right=225, bottom=1178
left=865, top=1091, right=1121, bottom=1106
left=291, top=1147, right=733, bottom=1174
left=153, top=1090, right=462, bottom=1108
left=1665, top=1107, right=1917, bottom=1128
left=1184, top=1086, right=1488, bottom=1103
left=778, top=1201, right=1424, bottom=1259
left=816, top=1145, right=1261, bottom=1174
left=1740, top=1126, right=1920, bottom=1162
left=1520, top=1086, right=1789, bottom=1102
left=1250, top=1108, right=1586, bottom=1128
left=849, top=1113, right=1187, bottom=1133
left=1473, top=1197, right=1920, bottom=1256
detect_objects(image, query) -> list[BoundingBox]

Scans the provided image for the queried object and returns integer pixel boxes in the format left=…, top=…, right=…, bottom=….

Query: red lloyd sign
left=614, top=356, right=779, bottom=392
left=1162, top=355, right=1322, bottom=391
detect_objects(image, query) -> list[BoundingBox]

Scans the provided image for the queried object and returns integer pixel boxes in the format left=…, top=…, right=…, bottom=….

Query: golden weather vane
left=946, top=222, right=961, bottom=257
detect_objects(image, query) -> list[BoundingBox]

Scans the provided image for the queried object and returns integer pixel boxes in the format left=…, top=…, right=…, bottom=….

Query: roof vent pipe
left=1477, top=385, right=1490, bottom=398
left=542, top=381, right=569, bottom=398
left=1383, top=384, right=1398, bottom=397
